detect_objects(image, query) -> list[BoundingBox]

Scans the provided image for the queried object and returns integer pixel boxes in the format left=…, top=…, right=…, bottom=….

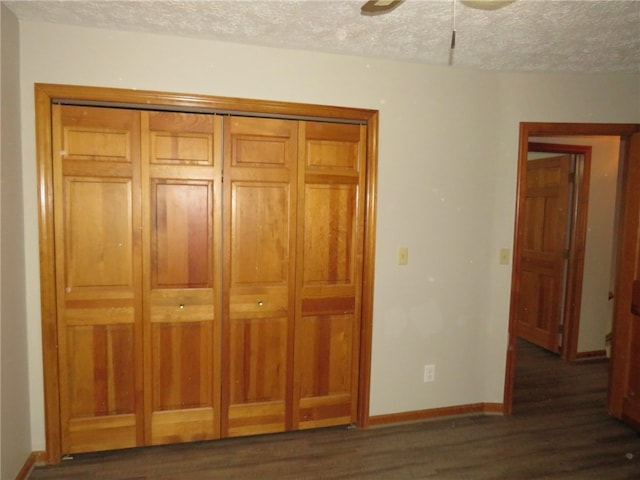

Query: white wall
left=17, top=21, right=640, bottom=451
left=1, top=4, right=32, bottom=477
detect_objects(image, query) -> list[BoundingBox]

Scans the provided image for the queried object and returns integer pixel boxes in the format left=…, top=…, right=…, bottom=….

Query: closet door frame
left=35, top=83, right=379, bottom=464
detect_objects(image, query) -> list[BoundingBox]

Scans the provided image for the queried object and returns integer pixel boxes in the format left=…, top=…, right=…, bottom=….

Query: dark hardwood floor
left=30, top=340, right=640, bottom=479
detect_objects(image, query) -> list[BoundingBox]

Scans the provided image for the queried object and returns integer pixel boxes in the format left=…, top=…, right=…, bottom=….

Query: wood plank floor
left=30, top=340, right=640, bottom=479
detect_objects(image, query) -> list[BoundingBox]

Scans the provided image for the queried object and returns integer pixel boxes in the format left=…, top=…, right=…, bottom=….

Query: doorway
left=503, top=122, right=640, bottom=419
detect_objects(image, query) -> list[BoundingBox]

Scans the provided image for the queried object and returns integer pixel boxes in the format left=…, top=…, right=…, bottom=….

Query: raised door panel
left=294, top=121, right=366, bottom=429
left=144, top=111, right=221, bottom=445
left=222, top=116, right=297, bottom=437
left=53, top=105, right=142, bottom=453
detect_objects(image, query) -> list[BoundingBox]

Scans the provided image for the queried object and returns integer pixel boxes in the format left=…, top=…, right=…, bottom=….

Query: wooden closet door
left=293, top=121, right=366, bottom=429
left=222, top=116, right=298, bottom=437
left=143, top=112, right=222, bottom=444
left=53, top=105, right=143, bottom=453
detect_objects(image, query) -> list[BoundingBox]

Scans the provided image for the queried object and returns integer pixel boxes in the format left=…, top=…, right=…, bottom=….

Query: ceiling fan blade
left=361, top=0, right=404, bottom=15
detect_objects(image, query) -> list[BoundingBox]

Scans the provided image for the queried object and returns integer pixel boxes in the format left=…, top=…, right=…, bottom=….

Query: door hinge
left=568, top=172, right=576, bottom=183
left=563, top=249, right=570, bottom=260
left=558, top=324, right=564, bottom=333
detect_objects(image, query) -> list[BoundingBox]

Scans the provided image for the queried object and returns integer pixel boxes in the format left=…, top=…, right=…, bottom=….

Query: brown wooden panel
left=298, top=395, right=352, bottom=429
left=522, top=196, right=545, bottom=251
left=152, top=133, right=211, bottom=164
left=516, top=155, right=571, bottom=353
left=227, top=402, right=286, bottom=437
left=298, top=314, right=354, bottom=399
left=631, top=280, right=640, bottom=316
left=230, top=183, right=291, bottom=286
left=625, top=317, right=640, bottom=400
left=68, top=415, right=137, bottom=453
left=222, top=115, right=297, bottom=437
left=38, top=86, right=378, bottom=461
left=66, top=324, right=135, bottom=418
left=144, top=111, right=221, bottom=445
left=228, top=317, right=288, bottom=405
left=151, top=181, right=212, bottom=288
left=150, top=409, right=215, bottom=445
left=304, top=122, right=361, bottom=173
left=228, top=116, right=294, bottom=168
left=64, top=178, right=133, bottom=289
left=303, top=184, right=356, bottom=285
left=293, top=121, right=366, bottom=431
left=517, top=266, right=562, bottom=346
left=60, top=105, right=136, bottom=163
left=229, top=289, right=289, bottom=319
left=151, top=322, right=213, bottom=411
left=149, top=289, right=215, bottom=324
left=54, top=105, right=144, bottom=454
left=301, top=296, right=355, bottom=316
left=64, top=128, right=130, bottom=162
left=149, top=111, right=215, bottom=166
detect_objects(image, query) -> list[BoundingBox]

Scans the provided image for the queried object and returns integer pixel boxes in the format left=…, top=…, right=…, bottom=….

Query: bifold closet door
left=52, top=105, right=144, bottom=453
left=51, top=104, right=366, bottom=453
left=222, top=116, right=298, bottom=437
left=293, top=121, right=366, bottom=429
left=143, top=112, right=222, bottom=444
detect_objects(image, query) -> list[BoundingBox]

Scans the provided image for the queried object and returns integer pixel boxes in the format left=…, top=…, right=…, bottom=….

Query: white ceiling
left=5, top=0, right=640, bottom=73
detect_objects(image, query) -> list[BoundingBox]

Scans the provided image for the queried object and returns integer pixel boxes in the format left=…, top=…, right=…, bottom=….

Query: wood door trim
left=503, top=122, right=640, bottom=415
left=35, top=83, right=379, bottom=462
left=527, top=141, right=592, bottom=362
left=358, top=111, right=378, bottom=428
left=36, top=83, right=373, bottom=123
left=608, top=133, right=640, bottom=418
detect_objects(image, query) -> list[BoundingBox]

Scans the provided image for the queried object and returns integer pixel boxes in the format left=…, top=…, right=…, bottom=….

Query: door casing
left=35, top=83, right=379, bottom=463
left=504, top=122, right=640, bottom=415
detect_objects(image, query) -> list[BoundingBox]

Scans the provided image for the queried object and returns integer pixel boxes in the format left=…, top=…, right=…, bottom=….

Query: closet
left=49, top=100, right=368, bottom=455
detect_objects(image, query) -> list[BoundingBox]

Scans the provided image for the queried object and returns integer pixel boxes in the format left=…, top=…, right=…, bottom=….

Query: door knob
left=179, top=304, right=185, bottom=309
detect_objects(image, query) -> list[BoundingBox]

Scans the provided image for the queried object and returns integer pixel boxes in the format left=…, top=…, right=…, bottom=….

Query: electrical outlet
left=423, top=364, right=435, bottom=383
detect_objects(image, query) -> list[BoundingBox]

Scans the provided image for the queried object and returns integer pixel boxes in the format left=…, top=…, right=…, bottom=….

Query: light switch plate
left=398, top=247, right=409, bottom=265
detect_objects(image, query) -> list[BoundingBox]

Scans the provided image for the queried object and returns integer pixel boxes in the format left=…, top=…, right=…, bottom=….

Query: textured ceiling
left=5, top=0, right=640, bottom=73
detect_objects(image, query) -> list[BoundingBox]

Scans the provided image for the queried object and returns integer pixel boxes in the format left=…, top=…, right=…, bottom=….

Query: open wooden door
left=516, top=155, right=572, bottom=353
left=609, top=132, right=640, bottom=429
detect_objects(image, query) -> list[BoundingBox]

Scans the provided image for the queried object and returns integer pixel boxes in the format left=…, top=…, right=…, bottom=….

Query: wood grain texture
left=143, top=111, right=221, bottom=446
left=612, top=133, right=640, bottom=428
left=53, top=105, right=144, bottom=454
left=527, top=143, right=592, bottom=362
left=293, top=122, right=366, bottom=430
left=516, top=155, right=572, bottom=352
left=29, top=340, right=640, bottom=479
left=222, top=116, right=298, bottom=437
left=36, top=84, right=379, bottom=461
